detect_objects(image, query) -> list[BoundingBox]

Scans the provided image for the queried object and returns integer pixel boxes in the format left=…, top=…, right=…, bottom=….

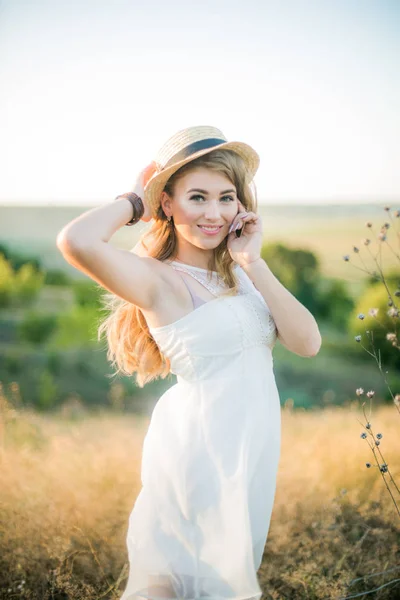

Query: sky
left=0, top=0, right=399, bottom=205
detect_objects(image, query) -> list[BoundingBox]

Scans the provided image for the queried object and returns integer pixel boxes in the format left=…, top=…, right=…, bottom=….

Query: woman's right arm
left=56, top=164, right=164, bottom=310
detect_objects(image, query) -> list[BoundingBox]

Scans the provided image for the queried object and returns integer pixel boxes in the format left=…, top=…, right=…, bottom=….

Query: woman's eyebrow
left=186, top=188, right=237, bottom=194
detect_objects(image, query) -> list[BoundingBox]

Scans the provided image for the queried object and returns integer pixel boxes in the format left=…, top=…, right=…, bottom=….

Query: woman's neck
left=173, top=244, right=215, bottom=270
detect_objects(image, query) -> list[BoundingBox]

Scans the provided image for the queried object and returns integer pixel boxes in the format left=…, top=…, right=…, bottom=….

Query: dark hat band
left=162, top=137, right=226, bottom=169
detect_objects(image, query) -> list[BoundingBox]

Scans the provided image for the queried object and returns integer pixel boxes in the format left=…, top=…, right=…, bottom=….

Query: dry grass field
left=1, top=386, right=399, bottom=600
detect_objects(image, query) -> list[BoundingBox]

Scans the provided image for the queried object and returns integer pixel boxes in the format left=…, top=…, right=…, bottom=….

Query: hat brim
left=143, top=140, right=259, bottom=218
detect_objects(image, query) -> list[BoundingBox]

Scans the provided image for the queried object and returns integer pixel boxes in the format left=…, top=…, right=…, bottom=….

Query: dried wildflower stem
left=355, top=249, right=372, bottom=274
left=366, top=332, right=400, bottom=417
left=345, top=262, right=380, bottom=278
left=368, top=315, right=389, bottom=333
left=387, top=209, right=400, bottom=247
left=365, top=245, right=398, bottom=309
left=357, top=339, right=380, bottom=363
left=342, top=567, right=400, bottom=600
left=349, top=210, right=400, bottom=520
left=379, top=235, right=383, bottom=267
left=384, top=239, right=400, bottom=262
left=339, top=577, right=400, bottom=600
left=348, top=565, right=400, bottom=586
left=370, top=447, right=399, bottom=518
left=361, top=405, right=400, bottom=499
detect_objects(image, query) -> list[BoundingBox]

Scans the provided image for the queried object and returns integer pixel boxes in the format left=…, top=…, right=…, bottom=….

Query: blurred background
left=1, top=0, right=399, bottom=414
left=1, top=1, right=399, bottom=598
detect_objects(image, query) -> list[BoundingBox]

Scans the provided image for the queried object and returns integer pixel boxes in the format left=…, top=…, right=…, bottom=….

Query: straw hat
left=144, top=125, right=260, bottom=217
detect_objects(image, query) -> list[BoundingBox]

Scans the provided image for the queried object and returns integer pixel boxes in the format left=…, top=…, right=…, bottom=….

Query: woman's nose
left=204, top=201, right=221, bottom=219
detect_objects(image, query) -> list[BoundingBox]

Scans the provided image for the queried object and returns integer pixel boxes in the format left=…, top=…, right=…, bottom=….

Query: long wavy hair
left=97, top=149, right=258, bottom=387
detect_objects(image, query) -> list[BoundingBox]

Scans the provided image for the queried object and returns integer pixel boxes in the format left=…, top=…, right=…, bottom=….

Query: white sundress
left=120, top=260, right=282, bottom=600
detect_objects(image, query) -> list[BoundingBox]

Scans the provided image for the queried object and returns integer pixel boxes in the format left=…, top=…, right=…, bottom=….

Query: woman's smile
left=197, top=224, right=224, bottom=235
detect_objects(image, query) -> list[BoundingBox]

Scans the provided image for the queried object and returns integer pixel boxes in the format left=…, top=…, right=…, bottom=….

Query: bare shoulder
left=129, top=240, right=191, bottom=328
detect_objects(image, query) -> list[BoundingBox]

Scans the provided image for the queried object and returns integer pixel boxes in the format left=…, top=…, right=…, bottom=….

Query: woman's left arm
left=228, top=200, right=321, bottom=358
left=242, top=258, right=322, bottom=358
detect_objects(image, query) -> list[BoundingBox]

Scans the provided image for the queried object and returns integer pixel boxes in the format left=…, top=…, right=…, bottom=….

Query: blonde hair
left=97, top=149, right=258, bottom=387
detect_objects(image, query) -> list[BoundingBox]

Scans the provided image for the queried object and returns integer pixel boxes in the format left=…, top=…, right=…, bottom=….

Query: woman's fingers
left=142, top=161, right=158, bottom=186
left=228, top=212, right=258, bottom=236
left=228, top=212, right=249, bottom=233
left=233, top=212, right=257, bottom=228
left=228, top=201, right=259, bottom=233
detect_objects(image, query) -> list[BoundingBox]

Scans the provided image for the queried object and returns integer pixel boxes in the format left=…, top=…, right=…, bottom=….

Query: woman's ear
left=160, top=191, right=173, bottom=218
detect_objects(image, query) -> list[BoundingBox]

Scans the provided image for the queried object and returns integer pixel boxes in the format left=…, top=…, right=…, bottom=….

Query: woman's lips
left=197, top=225, right=224, bottom=236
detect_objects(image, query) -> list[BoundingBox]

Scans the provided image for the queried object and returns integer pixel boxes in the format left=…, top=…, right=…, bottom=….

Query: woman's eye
left=189, top=194, right=235, bottom=202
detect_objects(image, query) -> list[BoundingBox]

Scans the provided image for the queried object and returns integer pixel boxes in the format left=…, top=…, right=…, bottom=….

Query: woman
left=57, top=125, right=321, bottom=600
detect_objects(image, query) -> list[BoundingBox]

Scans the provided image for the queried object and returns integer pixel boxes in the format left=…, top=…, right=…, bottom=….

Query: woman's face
left=161, top=167, right=239, bottom=251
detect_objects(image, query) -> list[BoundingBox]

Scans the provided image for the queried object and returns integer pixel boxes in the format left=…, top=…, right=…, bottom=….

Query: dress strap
left=170, top=264, right=224, bottom=297
left=175, top=272, right=207, bottom=309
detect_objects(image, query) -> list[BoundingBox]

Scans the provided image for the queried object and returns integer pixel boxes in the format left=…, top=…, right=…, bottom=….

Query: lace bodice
left=147, top=260, right=278, bottom=383
left=165, top=260, right=253, bottom=297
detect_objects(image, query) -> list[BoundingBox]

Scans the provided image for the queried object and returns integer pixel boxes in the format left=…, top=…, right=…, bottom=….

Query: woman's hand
left=227, top=199, right=263, bottom=267
left=131, top=161, right=158, bottom=222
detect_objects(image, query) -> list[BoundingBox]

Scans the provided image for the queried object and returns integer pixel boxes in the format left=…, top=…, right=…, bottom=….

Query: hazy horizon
left=1, top=196, right=399, bottom=208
